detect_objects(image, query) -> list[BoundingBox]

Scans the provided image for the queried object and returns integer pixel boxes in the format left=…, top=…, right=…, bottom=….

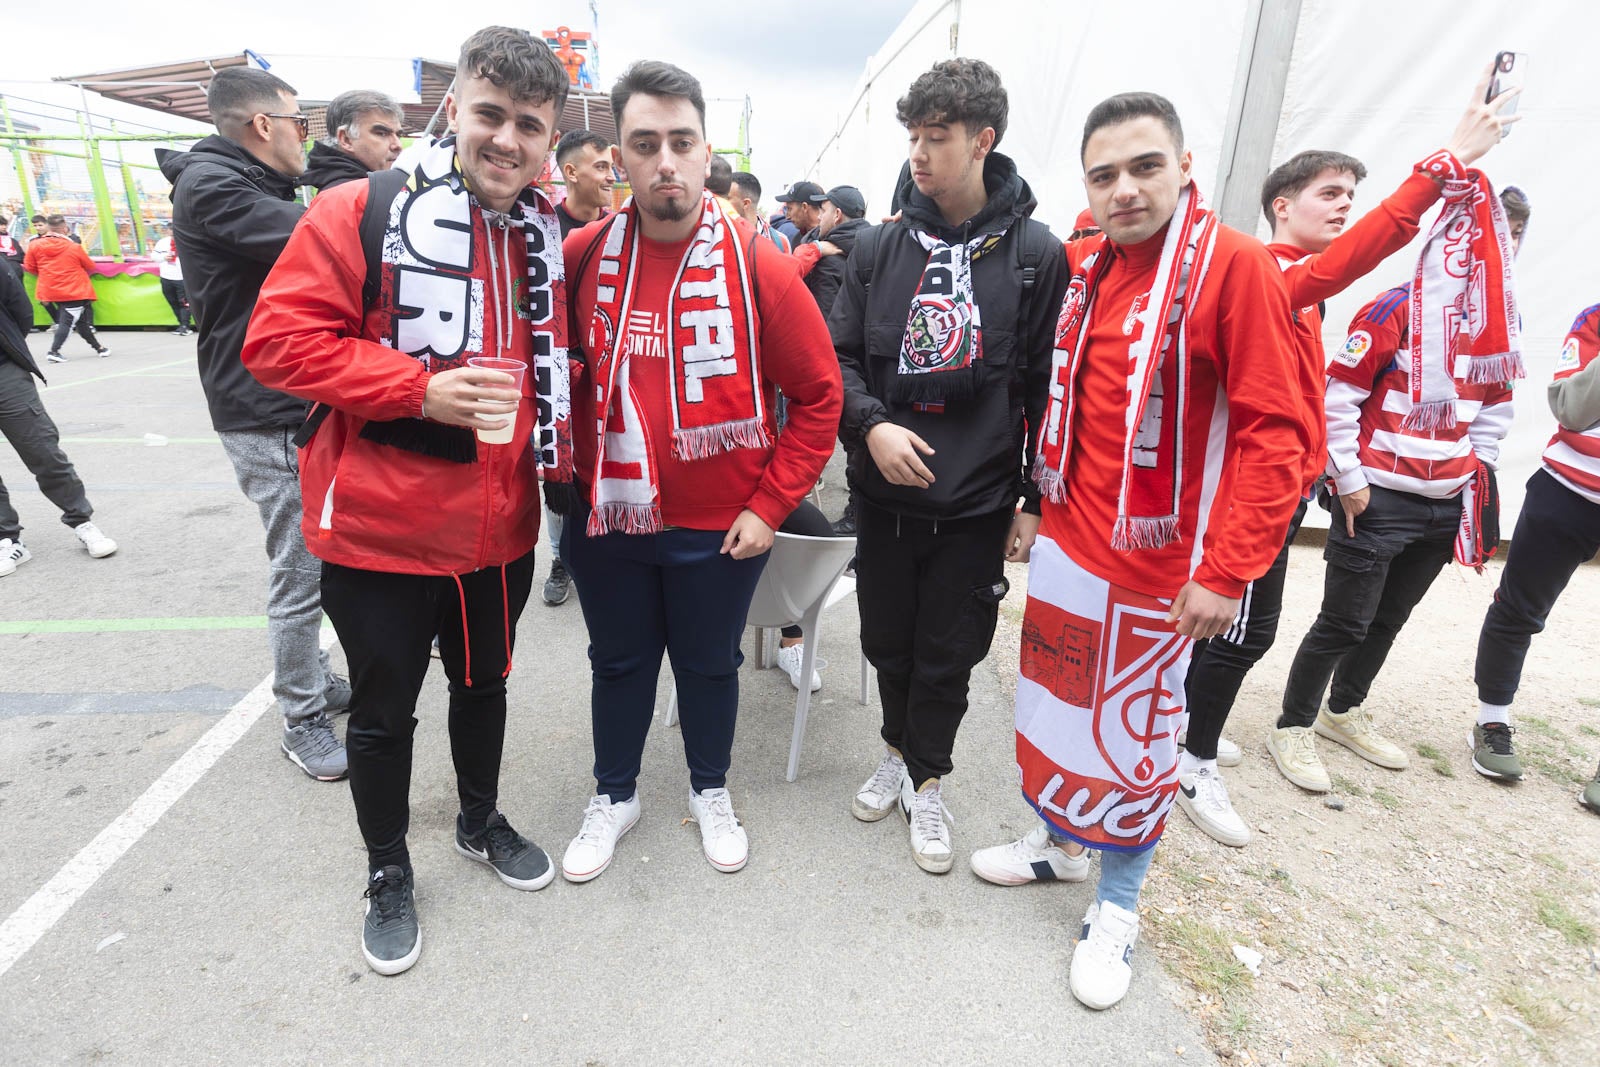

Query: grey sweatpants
left=218, top=427, right=330, bottom=725
left=0, top=357, right=93, bottom=541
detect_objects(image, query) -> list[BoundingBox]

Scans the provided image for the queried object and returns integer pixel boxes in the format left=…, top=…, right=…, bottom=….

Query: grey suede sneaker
left=362, top=866, right=421, bottom=976
left=455, top=811, right=555, bottom=890
left=324, top=672, right=352, bottom=715
left=282, top=712, right=348, bottom=781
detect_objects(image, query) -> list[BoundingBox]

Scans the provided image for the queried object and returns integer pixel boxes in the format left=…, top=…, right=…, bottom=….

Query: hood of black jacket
left=301, top=142, right=371, bottom=192
left=158, top=135, right=300, bottom=199
left=824, top=216, right=871, bottom=254
left=895, top=152, right=1037, bottom=243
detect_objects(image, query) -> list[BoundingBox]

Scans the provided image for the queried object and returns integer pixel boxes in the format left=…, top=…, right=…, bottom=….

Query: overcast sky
left=5, top=0, right=915, bottom=207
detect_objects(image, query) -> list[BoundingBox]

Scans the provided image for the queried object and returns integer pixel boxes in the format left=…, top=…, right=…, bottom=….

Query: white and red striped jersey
left=1326, top=286, right=1513, bottom=500
left=1543, top=304, right=1600, bottom=504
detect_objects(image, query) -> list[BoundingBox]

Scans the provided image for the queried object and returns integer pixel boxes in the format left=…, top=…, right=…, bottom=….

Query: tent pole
left=1213, top=0, right=1303, bottom=234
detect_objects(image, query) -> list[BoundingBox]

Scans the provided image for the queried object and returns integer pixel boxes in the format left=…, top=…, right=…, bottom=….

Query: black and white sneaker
left=362, top=866, right=421, bottom=976
left=455, top=811, right=555, bottom=891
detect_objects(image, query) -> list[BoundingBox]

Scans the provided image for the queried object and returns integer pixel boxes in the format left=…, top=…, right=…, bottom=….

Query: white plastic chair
left=665, top=531, right=862, bottom=781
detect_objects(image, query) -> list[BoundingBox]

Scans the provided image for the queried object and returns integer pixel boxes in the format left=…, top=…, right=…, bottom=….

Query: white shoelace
left=1083, top=907, right=1137, bottom=966
left=864, top=757, right=904, bottom=798
left=1288, top=729, right=1318, bottom=764
left=1191, top=771, right=1234, bottom=815
left=574, top=796, right=624, bottom=846
left=909, top=788, right=951, bottom=843
left=696, top=790, right=740, bottom=837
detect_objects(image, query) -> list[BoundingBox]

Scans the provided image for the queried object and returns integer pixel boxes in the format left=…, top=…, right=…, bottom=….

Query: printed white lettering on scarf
left=390, top=163, right=479, bottom=362
left=677, top=202, right=738, bottom=401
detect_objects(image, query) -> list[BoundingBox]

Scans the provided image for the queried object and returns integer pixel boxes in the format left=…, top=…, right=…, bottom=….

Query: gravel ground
left=990, top=535, right=1600, bottom=1067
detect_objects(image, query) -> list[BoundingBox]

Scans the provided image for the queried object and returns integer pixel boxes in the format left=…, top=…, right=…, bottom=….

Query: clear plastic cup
left=466, top=357, right=526, bottom=445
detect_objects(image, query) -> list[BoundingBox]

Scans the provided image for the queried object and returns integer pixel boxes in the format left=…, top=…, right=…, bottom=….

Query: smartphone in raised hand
left=1486, top=51, right=1528, bottom=131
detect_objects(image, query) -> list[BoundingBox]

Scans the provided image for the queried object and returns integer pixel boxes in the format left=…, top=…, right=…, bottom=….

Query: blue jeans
left=561, top=510, right=768, bottom=801
left=1049, top=831, right=1157, bottom=911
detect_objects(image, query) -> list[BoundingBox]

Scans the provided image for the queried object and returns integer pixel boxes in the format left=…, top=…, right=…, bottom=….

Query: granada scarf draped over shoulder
left=583, top=191, right=766, bottom=535
left=1033, top=185, right=1219, bottom=551
left=1404, top=150, right=1523, bottom=431
left=368, top=135, right=574, bottom=499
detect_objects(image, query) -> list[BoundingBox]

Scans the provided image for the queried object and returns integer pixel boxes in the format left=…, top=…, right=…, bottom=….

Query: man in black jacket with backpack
left=831, top=57, right=1067, bottom=873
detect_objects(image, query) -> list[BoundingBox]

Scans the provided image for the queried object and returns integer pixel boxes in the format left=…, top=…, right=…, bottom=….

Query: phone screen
left=1487, top=51, right=1529, bottom=124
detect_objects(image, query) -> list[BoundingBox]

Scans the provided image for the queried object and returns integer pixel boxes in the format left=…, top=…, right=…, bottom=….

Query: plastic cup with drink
left=466, top=357, right=526, bottom=445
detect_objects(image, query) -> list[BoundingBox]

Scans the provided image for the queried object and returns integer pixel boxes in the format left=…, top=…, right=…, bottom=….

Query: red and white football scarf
left=892, top=228, right=1005, bottom=402
left=1015, top=536, right=1191, bottom=851
left=1034, top=185, right=1218, bottom=550
left=1405, top=151, right=1523, bottom=430
left=583, top=192, right=766, bottom=535
left=1455, top=460, right=1499, bottom=571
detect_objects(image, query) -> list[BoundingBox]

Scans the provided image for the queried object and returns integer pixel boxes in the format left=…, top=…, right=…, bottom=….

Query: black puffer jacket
left=158, top=136, right=306, bottom=432
left=804, top=215, right=871, bottom=323
left=301, top=141, right=370, bottom=192
left=0, top=258, right=43, bottom=381
left=830, top=152, right=1067, bottom=520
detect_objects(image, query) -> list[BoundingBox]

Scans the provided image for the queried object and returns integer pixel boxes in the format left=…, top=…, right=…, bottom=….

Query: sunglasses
left=264, top=113, right=310, bottom=139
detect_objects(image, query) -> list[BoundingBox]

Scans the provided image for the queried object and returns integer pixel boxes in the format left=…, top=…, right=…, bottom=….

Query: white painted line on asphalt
left=0, top=630, right=336, bottom=979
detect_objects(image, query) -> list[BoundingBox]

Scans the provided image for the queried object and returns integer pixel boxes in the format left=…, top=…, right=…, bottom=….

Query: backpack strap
left=1013, top=220, right=1054, bottom=375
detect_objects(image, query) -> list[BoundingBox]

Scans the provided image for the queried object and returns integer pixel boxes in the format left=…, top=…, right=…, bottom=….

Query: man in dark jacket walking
left=832, top=58, right=1066, bottom=873
left=0, top=258, right=116, bottom=575
left=300, top=89, right=405, bottom=193
left=158, top=65, right=349, bottom=783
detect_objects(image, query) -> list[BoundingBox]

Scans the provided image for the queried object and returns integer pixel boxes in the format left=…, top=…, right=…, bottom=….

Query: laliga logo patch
left=1334, top=330, right=1371, bottom=368
left=904, top=296, right=970, bottom=371
left=1557, top=337, right=1581, bottom=372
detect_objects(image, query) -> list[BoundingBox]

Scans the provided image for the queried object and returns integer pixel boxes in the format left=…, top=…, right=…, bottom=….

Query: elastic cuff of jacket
left=410, top=372, right=433, bottom=419
left=856, top=411, right=890, bottom=442
left=1191, top=571, right=1247, bottom=601
left=1331, top=467, right=1369, bottom=495
left=745, top=491, right=788, bottom=534
left=1019, top=493, right=1042, bottom=517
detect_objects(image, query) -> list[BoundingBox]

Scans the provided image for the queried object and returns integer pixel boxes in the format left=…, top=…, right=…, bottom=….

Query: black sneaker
left=542, top=560, right=572, bottom=605
left=831, top=502, right=857, bottom=536
left=455, top=811, right=555, bottom=890
left=362, top=866, right=421, bottom=975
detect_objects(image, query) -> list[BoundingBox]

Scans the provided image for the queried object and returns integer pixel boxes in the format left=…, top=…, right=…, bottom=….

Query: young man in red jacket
left=968, top=92, right=1307, bottom=1011
left=23, top=215, right=110, bottom=361
left=558, top=61, right=840, bottom=883
left=1176, top=78, right=1518, bottom=847
left=243, top=26, right=572, bottom=977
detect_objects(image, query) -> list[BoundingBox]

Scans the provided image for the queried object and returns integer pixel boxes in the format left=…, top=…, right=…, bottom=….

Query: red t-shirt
left=564, top=218, right=842, bottom=531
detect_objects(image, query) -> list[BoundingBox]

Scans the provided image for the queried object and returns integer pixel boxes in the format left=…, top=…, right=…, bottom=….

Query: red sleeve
left=1555, top=307, right=1600, bottom=381
left=1191, top=234, right=1309, bottom=597
left=74, top=243, right=98, bottom=274
left=791, top=241, right=821, bottom=278
left=22, top=242, right=37, bottom=275
left=745, top=237, right=843, bottom=528
left=1280, top=168, right=1442, bottom=308
left=241, top=181, right=432, bottom=420
left=1327, top=289, right=1407, bottom=388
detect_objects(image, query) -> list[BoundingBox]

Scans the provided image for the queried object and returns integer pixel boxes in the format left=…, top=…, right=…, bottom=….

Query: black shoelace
left=363, top=873, right=410, bottom=925
left=1481, top=722, right=1516, bottom=755
left=480, top=818, right=524, bottom=860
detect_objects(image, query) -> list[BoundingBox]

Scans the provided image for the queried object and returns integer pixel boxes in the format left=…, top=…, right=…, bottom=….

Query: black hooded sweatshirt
left=300, top=141, right=371, bottom=193
left=830, top=152, right=1068, bottom=520
left=157, top=135, right=306, bottom=432
left=805, top=215, right=872, bottom=323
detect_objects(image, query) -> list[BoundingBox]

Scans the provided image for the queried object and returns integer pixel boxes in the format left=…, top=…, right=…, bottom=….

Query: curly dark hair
left=456, top=26, right=570, bottom=113
left=1260, top=150, right=1368, bottom=224
left=896, top=58, right=1008, bottom=147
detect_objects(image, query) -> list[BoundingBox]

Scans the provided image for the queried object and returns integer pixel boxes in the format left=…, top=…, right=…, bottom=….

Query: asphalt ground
left=0, top=331, right=1213, bottom=1065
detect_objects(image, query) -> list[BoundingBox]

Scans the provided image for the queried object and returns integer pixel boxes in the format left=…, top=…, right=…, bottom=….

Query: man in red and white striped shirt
left=1471, top=301, right=1600, bottom=812
left=1273, top=190, right=1526, bottom=792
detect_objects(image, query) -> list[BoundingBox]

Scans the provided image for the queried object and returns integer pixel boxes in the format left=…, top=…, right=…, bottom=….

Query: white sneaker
left=1070, top=899, right=1140, bottom=1010
left=72, top=521, right=117, bottom=558
left=1175, top=765, right=1251, bottom=847
left=1268, top=724, right=1331, bottom=793
left=1315, top=705, right=1409, bottom=770
left=899, top=775, right=953, bottom=874
left=1176, top=726, right=1242, bottom=768
left=970, top=824, right=1089, bottom=885
left=774, top=642, right=821, bottom=693
left=0, top=538, right=31, bottom=575
left=561, top=793, right=641, bottom=883
left=688, top=787, right=748, bottom=873
left=852, top=748, right=906, bottom=822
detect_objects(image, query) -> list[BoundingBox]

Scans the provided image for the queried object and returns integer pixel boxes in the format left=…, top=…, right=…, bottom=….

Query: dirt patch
left=990, top=543, right=1600, bottom=1066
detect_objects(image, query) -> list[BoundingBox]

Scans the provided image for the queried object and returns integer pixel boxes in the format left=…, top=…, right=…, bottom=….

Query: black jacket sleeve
left=0, top=257, right=32, bottom=335
left=829, top=226, right=890, bottom=448
left=806, top=253, right=847, bottom=324
left=186, top=162, right=304, bottom=265
left=1018, top=226, right=1070, bottom=514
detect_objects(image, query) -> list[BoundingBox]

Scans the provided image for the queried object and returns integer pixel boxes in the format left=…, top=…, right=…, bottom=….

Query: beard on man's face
left=645, top=193, right=690, bottom=223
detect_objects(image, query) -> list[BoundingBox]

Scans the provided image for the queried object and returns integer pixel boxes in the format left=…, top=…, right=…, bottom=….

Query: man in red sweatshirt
left=1176, top=77, right=1519, bottom=848
left=558, top=61, right=841, bottom=883
left=968, top=92, right=1307, bottom=1011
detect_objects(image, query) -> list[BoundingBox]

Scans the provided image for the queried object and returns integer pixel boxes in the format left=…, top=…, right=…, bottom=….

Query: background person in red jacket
left=22, top=215, right=109, bottom=362
left=243, top=26, right=572, bottom=978
left=558, top=61, right=841, bottom=885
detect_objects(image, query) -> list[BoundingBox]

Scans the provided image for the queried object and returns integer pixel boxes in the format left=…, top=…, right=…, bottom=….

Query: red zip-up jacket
left=242, top=178, right=545, bottom=576
left=23, top=234, right=98, bottom=302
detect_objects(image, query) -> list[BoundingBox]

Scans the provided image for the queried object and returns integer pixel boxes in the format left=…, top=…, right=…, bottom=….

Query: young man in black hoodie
left=159, top=67, right=349, bottom=783
left=832, top=58, right=1067, bottom=873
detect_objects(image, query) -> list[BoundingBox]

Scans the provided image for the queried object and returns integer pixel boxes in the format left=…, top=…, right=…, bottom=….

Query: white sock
left=1177, top=750, right=1217, bottom=778
left=1478, top=702, right=1512, bottom=727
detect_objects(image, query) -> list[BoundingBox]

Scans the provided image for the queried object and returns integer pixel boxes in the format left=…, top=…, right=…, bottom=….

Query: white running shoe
left=970, top=824, right=1089, bottom=885
left=72, top=521, right=117, bottom=558
left=0, top=538, right=31, bottom=575
left=1176, top=725, right=1242, bottom=768
left=688, top=787, right=748, bottom=873
left=852, top=748, right=906, bottom=822
left=562, top=793, right=641, bottom=883
left=899, top=775, right=953, bottom=874
left=1175, top=765, right=1251, bottom=847
left=1268, top=725, right=1331, bottom=793
left=1070, top=899, right=1140, bottom=1010
left=774, top=642, right=821, bottom=693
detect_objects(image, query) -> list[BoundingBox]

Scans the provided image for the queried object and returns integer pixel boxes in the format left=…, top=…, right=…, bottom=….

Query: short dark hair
left=729, top=171, right=761, bottom=201
left=1080, top=92, right=1184, bottom=161
left=611, top=60, right=707, bottom=134
left=456, top=26, right=570, bottom=114
left=1500, top=185, right=1531, bottom=227
left=556, top=129, right=610, bottom=166
left=45, top=214, right=67, bottom=227
left=207, top=66, right=298, bottom=137
left=325, top=89, right=403, bottom=145
left=897, top=58, right=1008, bottom=147
left=30, top=214, right=45, bottom=224
left=706, top=155, right=733, bottom=196
left=1260, top=150, right=1368, bottom=224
